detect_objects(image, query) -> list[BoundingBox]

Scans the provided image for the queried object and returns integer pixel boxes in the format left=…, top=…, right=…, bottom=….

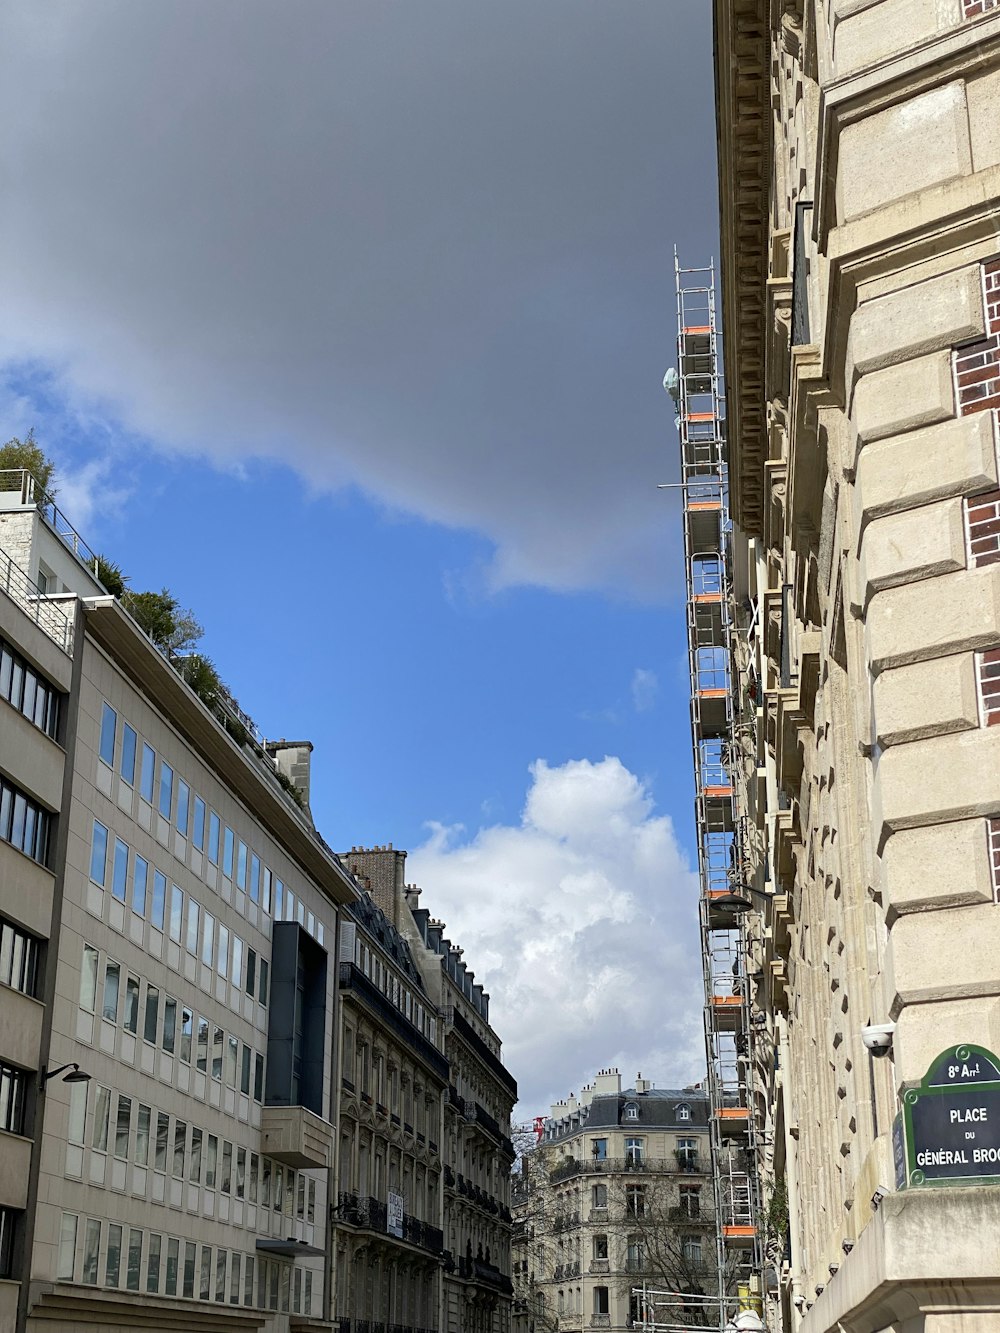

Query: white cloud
left=0, top=1, right=707, bottom=599
left=630, top=666, right=658, bottom=713
left=407, top=757, right=704, bottom=1114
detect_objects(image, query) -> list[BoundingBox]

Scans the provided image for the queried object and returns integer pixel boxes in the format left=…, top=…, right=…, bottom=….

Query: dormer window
left=676, top=1103, right=691, bottom=1121
left=623, top=1102, right=639, bottom=1121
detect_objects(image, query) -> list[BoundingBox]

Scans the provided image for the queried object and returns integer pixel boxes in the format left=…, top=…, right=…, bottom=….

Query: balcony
left=549, top=1155, right=690, bottom=1184
left=260, top=1103, right=333, bottom=1169
left=336, top=1192, right=443, bottom=1257
left=591, top=1317, right=611, bottom=1329
left=589, top=1258, right=609, bottom=1275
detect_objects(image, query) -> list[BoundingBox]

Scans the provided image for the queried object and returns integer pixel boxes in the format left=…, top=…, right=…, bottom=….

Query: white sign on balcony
left=387, top=1190, right=404, bottom=1238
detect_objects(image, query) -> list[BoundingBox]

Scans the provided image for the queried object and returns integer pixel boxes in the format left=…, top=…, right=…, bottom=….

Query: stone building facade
left=511, top=1071, right=712, bottom=1333
left=342, top=847, right=517, bottom=1333
left=714, top=0, right=1000, bottom=1329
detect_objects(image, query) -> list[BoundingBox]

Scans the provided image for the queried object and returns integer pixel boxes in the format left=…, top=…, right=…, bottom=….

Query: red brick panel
left=956, top=338, right=1000, bottom=415
left=967, top=491, right=1000, bottom=567
left=964, top=0, right=1000, bottom=17
left=986, top=259, right=1000, bottom=334
left=978, top=649, right=1000, bottom=725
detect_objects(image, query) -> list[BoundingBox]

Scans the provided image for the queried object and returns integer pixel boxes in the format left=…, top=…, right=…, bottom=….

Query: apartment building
left=0, top=470, right=521, bottom=1333
left=342, top=848, right=517, bottom=1333
left=712, top=0, right=1000, bottom=1329
left=511, top=1071, right=712, bottom=1333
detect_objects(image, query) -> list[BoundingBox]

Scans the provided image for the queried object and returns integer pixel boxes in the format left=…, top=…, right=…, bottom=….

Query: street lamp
left=41, top=1063, right=91, bottom=1085
left=711, top=886, right=774, bottom=913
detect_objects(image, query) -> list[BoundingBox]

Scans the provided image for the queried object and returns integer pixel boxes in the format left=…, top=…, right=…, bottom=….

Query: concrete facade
left=715, top=0, right=1000, bottom=1329
left=511, top=1071, right=713, bottom=1333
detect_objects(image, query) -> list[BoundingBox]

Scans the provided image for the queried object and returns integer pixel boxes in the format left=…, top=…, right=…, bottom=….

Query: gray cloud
left=0, top=1, right=714, bottom=596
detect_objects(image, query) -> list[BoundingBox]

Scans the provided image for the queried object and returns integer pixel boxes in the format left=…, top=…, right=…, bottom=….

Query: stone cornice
left=714, top=0, right=771, bottom=537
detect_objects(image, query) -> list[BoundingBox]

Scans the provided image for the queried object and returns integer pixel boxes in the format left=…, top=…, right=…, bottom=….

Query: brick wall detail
left=955, top=260, right=1000, bottom=416
left=964, top=0, right=1000, bottom=18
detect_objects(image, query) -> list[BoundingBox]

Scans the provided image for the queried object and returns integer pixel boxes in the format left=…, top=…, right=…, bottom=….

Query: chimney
left=634, top=1072, right=653, bottom=1094
left=593, top=1067, right=622, bottom=1096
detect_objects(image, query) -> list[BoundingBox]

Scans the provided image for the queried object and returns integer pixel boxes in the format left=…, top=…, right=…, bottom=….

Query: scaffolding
left=662, top=252, right=766, bottom=1331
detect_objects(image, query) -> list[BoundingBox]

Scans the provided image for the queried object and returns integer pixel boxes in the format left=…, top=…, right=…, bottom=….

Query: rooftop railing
left=0, top=469, right=103, bottom=583
left=0, top=545, right=73, bottom=654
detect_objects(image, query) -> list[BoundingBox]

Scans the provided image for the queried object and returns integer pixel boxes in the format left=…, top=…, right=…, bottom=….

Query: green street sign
left=903, top=1044, right=1000, bottom=1188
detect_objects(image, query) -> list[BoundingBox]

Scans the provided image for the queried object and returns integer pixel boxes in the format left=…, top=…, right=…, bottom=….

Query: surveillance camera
left=871, top=1186, right=889, bottom=1210
left=861, top=1023, right=896, bottom=1057
left=841, top=1239, right=854, bottom=1255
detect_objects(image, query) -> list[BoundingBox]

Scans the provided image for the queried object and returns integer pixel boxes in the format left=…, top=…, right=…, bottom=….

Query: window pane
left=259, top=958, right=269, bottom=1006
left=111, top=838, right=129, bottom=901
left=124, top=976, right=140, bottom=1033
left=158, top=762, right=173, bottom=819
left=146, top=1233, right=161, bottom=1293
left=176, top=779, right=190, bottom=836
left=152, top=871, right=166, bottom=929
left=231, top=935, right=243, bottom=986
left=83, top=1219, right=101, bottom=1284
left=173, top=1121, right=186, bottom=1179
left=67, top=1080, right=88, bottom=1145
left=221, top=1141, right=232, bottom=1193
left=115, top=1096, right=131, bottom=1159
left=193, top=796, right=206, bottom=851
left=225, top=1035, right=238, bottom=1087
left=120, top=723, right=137, bottom=784
left=144, top=985, right=159, bottom=1043
left=241, top=1044, right=251, bottom=1096
left=166, top=1237, right=179, bottom=1296
left=254, top=1053, right=264, bottom=1101
left=99, top=701, right=117, bottom=766
left=249, top=853, right=260, bottom=902
left=185, top=897, right=199, bottom=953
left=205, top=1134, right=217, bottom=1189
left=105, top=1223, right=122, bottom=1286
left=169, top=885, right=183, bottom=942
left=236, top=841, right=247, bottom=889
left=212, top=1027, right=224, bottom=1080
left=180, top=1007, right=193, bottom=1064
left=92, top=1086, right=110, bottom=1151
left=201, top=912, right=215, bottom=967
left=223, top=827, right=234, bottom=877
left=155, top=1113, right=169, bottom=1171
left=246, top=948, right=256, bottom=996
left=162, top=997, right=176, bottom=1053
left=132, top=855, right=148, bottom=916
left=200, top=1246, right=211, bottom=1300
left=58, top=1212, right=77, bottom=1280
left=80, top=942, right=99, bottom=1012
left=197, top=1016, right=209, bottom=1072
left=102, top=960, right=120, bottom=1022
left=136, top=1105, right=150, bottom=1166
left=140, top=743, right=155, bottom=802
left=207, top=810, right=219, bottom=863
left=217, top=924, right=228, bottom=976
left=183, top=1241, right=196, bottom=1298
left=90, top=820, right=108, bottom=885
left=190, top=1127, right=202, bottom=1183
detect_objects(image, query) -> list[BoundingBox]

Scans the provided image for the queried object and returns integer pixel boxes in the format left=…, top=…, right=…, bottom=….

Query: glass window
left=231, top=935, right=243, bottom=987
left=244, top=1255, right=254, bottom=1306
left=262, top=866, right=272, bottom=913
left=183, top=1241, right=196, bottom=1299
left=0, top=1063, right=27, bottom=1134
left=225, top=1035, right=238, bottom=1087
left=80, top=942, right=99, bottom=1012
left=123, top=975, right=140, bottom=1033
left=274, top=879, right=284, bottom=919
left=240, top=1044, right=251, bottom=1096
left=592, top=1183, right=607, bottom=1208
left=146, top=1232, right=161, bottom=1293
left=58, top=1212, right=77, bottom=1280
left=235, top=1146, right=246, bottom=1200
left=136, top=1105, right=150, bottom=1166
left=261, top=1158, right=271, bottom=1208
left=82, top=1218, right=101, bottom=1284
left=249, top=853, right=260, bottom=902
left=120, top=723, right=137, bottom=784
left=192, top=795, right=205, bottom=851
left=151, top=870, right=166, bottom=930
left=144, top=986, right=159, bottom=1044
left=99, top=702, right=117, bottom=767
left=625, top=1137, right=644, bottom=1164
left=105, top=1222, right=122, bottom=1286
left=90, top=820, right=108, bottom=885
left=197, top=1016, right=209, bottom=1072
left=592, top=1138, right=607, bottom=1161
left=173, top=1120, right=186, bottom=1179
left=200, top=1245, right=211, bottom=1301
left=676, top=1103, right=691, bottom=1121
left=176, top=779, right=190, bottom=836
left=132, top=855, right=148, bottom=916
left=259, top=958, right=269, bottom=1006
left=92, top=1085, right=111, bottom=1152
left=111, top=837, right=128, bottom=901
left=102, top=960, right=120, bottom=1022
left=162, top=997, right=176, bottom=1054
left=158, top=762, right=173, bottom=820
left=221, top=1141, right=232, bottom=1194
left=212, top=1027, right=224, bottom=1081
left=140, top=743, right=155, bottom=802
left=168, top=885, right=183, bottom=942
left=207, top=810, right=219, bottom=863
left=254, top=1052, right=264, bottom=1101
left=185, top=897, right=199, bottom=953
left=223, top=827, right=234, bottom=878
left=115, top=1096, right=131, bottom=1159
left=217, top=925, right=228, bottom=977
left=180, top=1007, right=193, bottom=1064
left=236, top=841, right=248, bottom=890
left=205, top=1134, right=217, bottom=1189
left=190, top=1127, right=202, bottom=1183
left=215, top=1247, right=227, bottom=1302
left=246, top=948, right=256, bottom=996
left=166, top=1237, right=179, bottom=1296
left=230, top=1250, right=241, bottom=1304
left=1, top=917, right=38, bottom=996
left=67, top=1080, right=88, bottom=1145
left=201, top=912, right=215, bottom=967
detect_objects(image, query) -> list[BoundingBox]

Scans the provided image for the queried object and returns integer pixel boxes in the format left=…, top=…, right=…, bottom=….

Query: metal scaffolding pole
left=658, top=251, right=766, bottom=1332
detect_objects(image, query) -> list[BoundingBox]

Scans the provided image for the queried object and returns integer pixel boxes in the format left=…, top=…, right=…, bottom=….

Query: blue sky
left=0, top=0, right=717, bottom=1112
